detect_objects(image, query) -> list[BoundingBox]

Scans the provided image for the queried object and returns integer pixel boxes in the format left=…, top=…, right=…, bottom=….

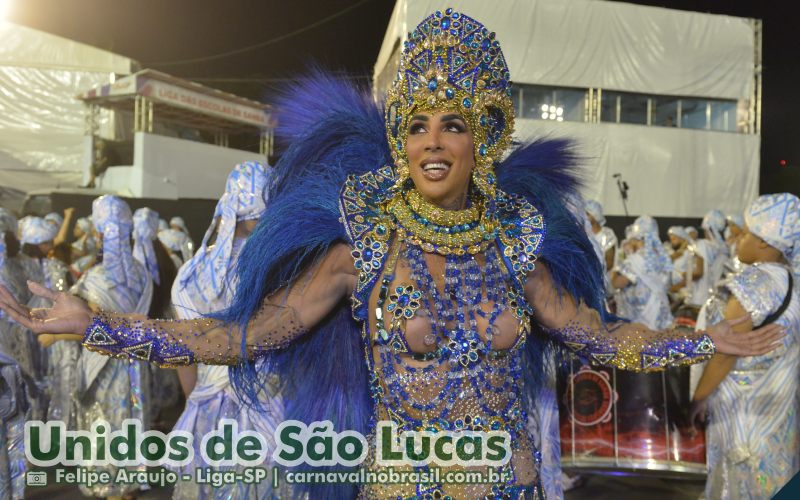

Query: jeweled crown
left=384, top=8, right=515, bottom=199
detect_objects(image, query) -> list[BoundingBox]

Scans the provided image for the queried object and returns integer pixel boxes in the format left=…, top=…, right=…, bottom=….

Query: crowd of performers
left=0, top=8, right=798, bottom=500
left=0, top=162, right=288, bottom=499
left=584, top=200, right=800, bottom=497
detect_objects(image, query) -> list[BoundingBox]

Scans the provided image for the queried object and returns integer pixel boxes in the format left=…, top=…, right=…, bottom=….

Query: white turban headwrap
left=18, top=216, right=58, bottom=245
left=177, top=161, right=271, bottom=304
left=44, top=212, right=63, bottom=228
left=668, top=226, right=689, bottom=242
left=584, top=200, right=606, bottom=227
left=133, top=207, right=161, bottom=285
left=745, top=193, right=800, bottom=279
left=170, top=216, right=189, bottom=235
left=76, top=217, right=92, bottom=235
left=627, top=215, right=671, bottom=274
left=726, top=213, right=744, bottom=230
left=702, top=209, right=726, bottom=245
left=91, top=195, right=137, bottom=289
left=157, top=229, right=188, bottom=253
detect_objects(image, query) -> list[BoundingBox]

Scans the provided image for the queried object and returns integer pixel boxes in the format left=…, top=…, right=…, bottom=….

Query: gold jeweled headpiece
left=384, top=8, right=516, bottom=202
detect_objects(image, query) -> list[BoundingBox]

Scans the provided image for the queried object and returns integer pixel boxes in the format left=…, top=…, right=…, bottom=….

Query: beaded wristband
left=545, top=321, right=715, bottom=372
left=83, top=314, right=195, bottom=368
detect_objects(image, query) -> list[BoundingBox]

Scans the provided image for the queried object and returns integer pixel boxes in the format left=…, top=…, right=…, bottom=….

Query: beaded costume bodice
left=341, top=169, right=546, bottom=498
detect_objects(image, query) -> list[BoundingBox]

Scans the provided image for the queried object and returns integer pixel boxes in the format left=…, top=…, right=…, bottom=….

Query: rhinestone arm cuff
left=544, top=320, right=715, bottom=372
left=83, top=305, right=308, bottom=367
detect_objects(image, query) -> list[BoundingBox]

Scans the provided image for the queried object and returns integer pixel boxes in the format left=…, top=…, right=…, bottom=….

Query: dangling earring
left=392, top=158, right=410, bottom=194
left=471, top=156, right=496, bottom=202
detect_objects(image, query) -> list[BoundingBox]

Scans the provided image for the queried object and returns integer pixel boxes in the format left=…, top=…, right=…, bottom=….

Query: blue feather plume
left=218, top=70, right=389, bottom=499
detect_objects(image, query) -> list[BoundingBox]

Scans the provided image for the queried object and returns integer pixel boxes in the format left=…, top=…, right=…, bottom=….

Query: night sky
left=7, top=0, right=798, bottom=194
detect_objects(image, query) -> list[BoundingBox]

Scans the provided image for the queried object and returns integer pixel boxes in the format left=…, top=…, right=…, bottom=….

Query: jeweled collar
left=387, top=188, right=499, bottom=256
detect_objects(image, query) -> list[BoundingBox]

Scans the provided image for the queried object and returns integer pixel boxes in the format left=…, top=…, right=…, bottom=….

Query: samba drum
left=557, top=359, right=706, bottom=477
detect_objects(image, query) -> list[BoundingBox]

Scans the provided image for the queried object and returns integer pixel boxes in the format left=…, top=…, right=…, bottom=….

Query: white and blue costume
left=615, top=216, right=674, bottom=329
left=687, top=210, right=729, bottom=307
left=585, top=199, right=618, bottom=274
left=0, top=209, right=31, bottom=500
left=70, top=196, right=153, bottom=497
left=18, top=216, right=75, bottom=427
left=170, top=162, right=285, bottom=500
left=701, top=194, right=800, bottom=499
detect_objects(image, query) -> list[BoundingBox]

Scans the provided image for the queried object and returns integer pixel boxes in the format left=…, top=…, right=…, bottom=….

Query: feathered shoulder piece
left=497, top=139, right=606, bottom=312
left=219, top=70, right=391, bottom=499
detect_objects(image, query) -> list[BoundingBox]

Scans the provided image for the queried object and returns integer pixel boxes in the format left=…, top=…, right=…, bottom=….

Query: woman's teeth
left=423, top=162, right=449, bottom=172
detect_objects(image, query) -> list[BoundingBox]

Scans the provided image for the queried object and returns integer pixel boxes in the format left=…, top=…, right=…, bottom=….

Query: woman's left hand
left=706, top=314, right=785, bottom=356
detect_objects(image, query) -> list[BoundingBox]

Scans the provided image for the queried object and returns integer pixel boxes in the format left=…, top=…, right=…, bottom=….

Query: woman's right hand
left=0, top=282, right=92, bottom=343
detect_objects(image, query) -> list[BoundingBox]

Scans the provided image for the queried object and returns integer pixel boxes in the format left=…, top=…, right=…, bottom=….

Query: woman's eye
left=408, top=123, right=426, bottom=134
left=444, top=122, right=466, bottom=132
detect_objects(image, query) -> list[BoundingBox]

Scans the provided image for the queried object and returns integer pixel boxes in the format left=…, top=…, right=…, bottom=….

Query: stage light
left=780, top=159, right=788, bottom=167
left=541, top=104, right=549, bottom=112
left=541, top=112, right=549, bottom=119
left=556, top=116, right=564, bottom=122
left=556, top=107, right=564, bottom=117
left=0, top=0, right=11, bottom=22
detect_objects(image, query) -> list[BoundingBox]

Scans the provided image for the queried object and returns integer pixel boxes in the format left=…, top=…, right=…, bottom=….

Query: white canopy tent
left=0, top=21, right=137, bottom=196
left=375, top=0, right=760, bottom=217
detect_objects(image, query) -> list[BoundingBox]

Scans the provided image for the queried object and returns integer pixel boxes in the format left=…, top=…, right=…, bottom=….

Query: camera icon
left=26, top=471, right=48, bottom=487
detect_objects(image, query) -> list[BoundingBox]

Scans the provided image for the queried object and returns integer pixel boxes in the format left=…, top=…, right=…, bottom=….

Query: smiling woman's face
left=405, top=111, right=475, bottom=209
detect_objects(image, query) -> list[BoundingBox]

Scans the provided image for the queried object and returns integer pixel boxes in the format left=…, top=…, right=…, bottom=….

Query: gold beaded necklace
left=387, top=189, right=498, bottom=256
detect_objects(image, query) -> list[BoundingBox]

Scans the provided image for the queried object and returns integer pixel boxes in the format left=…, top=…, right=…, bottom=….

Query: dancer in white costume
left=612, top=216, right=673, bottom=329
left=686, top=210, right=729, bottom=307
left=170, top=216, right=195, bottom=260
left=170, top=162, right=285, bottom=500
left=158, top=228, right=189, bottom=270
left=133, top=207, right=181, bottom=426
left=693, top=193, right=800, bottom=499
left=70, top=195, right=153, bottom=498
left=667, top=226, right=692, bottom=300
left=0, top=209, right=31, bottom=500
left=585, top=199, right=618, bottom=273
left=18, top=216, right=75, bottom=426
left=724, top=213, right=747, bottom=276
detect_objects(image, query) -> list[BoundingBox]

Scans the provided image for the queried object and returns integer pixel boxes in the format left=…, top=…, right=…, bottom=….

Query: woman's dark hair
left=3, top=232, right=19, bottom=258
left=148, top=239, right=178, bottom=317
left=50, top=242, right=73, bottom=266
left=21, top=243, right=45, bottom=259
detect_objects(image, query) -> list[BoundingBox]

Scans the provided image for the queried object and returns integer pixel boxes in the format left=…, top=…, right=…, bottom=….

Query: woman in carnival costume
left=170, top=216, right=195, bottom=260
left=0, top=209, right=32, bottom=500
left=584, top=199, right=617, bottom=274
left=18, top=216, right=75, bottom=424
left=132, top=207, right=182, bottom=427
left=724, top=213, right=747, bottom=276
left=0, top=10, right=785, bottom=500
left=70, top=195, right=154, bottom=499
left=692, top=193, right=800, bottom=499
left=70, top=216, right=98, bottom=279
left=686, top=210, right=730, bottom=308
left=170, top=161, right=285, bottom=500
left=158, top=227, right=190, bottom=271
left=667, top=226, right=691, bottom=292
left=612, top=216, right=674, bottom=330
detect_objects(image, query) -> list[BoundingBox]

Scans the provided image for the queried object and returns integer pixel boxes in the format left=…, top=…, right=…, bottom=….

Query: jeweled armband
left=83, top=314, right=197, bottom=368
left=545, top=321, right=715, bottom=372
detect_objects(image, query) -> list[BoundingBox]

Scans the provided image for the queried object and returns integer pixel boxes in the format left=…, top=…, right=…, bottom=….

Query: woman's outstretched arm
left=525, top=262, right=784, bottom=372
left=0, top=243, right=357, bottom=367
